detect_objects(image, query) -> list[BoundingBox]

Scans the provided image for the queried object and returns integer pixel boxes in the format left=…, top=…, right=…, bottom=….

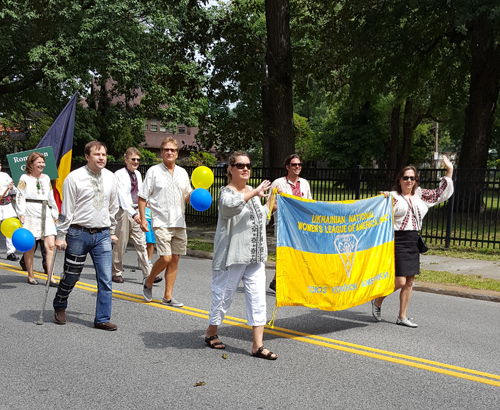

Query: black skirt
left=394, top=230, right=420, bottom=277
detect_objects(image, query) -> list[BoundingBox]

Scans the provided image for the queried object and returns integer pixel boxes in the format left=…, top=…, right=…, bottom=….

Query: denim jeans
left=53, top=226, right=113, bottom=324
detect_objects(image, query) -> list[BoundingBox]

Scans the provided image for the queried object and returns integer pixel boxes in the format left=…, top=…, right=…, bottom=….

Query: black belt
left=70, top=224, right=108, bottom=234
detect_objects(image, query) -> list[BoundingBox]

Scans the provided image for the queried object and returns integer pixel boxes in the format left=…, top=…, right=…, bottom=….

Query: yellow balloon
left=1, top=218, right=22, bottom=238
left=191, top=166, right=214, bottom=189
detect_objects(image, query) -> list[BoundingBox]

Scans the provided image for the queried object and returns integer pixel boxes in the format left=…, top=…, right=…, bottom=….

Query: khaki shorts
left=152, top=227, right=187, bottom=256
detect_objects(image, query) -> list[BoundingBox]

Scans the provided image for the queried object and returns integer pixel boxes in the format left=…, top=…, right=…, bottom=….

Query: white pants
left=209, top=262, right=267, bottom=327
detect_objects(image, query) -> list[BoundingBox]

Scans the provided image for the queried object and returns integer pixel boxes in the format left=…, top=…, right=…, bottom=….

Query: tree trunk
left=261, top=54, right=271, bottom=169
left=385, top=104, right=401, bottom=188
left=397, top=99, right=413, bottom=170
left=458, top=12, right=500, bottom=212
left=265, top=0, right=295, bottom=168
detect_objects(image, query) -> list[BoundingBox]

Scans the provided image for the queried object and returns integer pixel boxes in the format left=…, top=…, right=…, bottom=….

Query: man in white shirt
left=268, top=154, right=312, bottom=294
left=138, top=137, right=192, bottom=306
left=53, top=141, right=119, bottom=330
left=111, top=147, right=156, bottom=283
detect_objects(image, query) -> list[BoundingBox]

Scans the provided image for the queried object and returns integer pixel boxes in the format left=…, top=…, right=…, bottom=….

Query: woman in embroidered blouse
left=371, top=155, right=454, bottom=327
left=17, top=152, right=58, bottom=285
left=204, top=151, right=278, bottom=360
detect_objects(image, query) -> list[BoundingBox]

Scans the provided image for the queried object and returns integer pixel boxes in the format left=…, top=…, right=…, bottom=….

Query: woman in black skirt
left=371, top=156, right=454, bottom=327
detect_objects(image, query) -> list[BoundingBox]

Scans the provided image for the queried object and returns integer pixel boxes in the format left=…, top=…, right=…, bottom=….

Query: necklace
left=36, top=178, right=45, bottom=195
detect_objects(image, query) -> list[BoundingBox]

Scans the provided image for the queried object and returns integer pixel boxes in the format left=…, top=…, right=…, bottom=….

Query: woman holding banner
left=204, top=151, right=277, bottom=360
left=17, top=152, right=59, bottom=286
left=372, top=155, right=454, bottom=327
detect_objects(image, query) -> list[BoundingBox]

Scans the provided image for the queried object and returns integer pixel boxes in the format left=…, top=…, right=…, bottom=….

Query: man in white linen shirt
left=53, top=141, right=119, bottom=331
left=111, top=147, right=157, bottom=284
left=138, top=137, right=192, bottom=306
left=267, top=154, right=312, bottom=294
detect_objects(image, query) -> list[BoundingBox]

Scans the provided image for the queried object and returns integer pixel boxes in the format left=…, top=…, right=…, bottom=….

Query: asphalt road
left=0, top=248, right=499, bottom=410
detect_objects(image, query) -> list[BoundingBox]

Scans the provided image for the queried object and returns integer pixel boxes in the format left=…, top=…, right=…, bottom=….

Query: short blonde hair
left=161, top=137, right=179, bottom=150
left=124, top=147, right=141, bottom=158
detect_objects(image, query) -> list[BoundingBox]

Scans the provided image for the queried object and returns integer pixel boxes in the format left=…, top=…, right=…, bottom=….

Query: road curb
left=185, top=249, right=500, bottom=303
left=414, top=283, right=500, bottom=303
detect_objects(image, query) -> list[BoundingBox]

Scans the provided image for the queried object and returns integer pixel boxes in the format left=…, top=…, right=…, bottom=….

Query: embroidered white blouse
left=138, top=163, right=192, bottom=229
left=212, top=186, right=269, bottom=271
left=17, top=174, right=58, bottom=238
left=0, top=171, right=18, bottom=220
left=270, top=176, right=312, bottom=199
left=390, top=177, right=454, bottom=231
left=57, top=166, right=119, bottom=239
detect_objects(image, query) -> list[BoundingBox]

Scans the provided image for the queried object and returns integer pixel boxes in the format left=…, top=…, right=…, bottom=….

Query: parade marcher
left=138, top=137, right=192, bottom=306
left=111, top=147, right=156, bottom=283
left=16, top=152, right=58, bottom=286
left=205, top=151, right=277, bottom=360
left=0, top=161, right=19, bottom=261
left=267, top=154, right=312, bottom=294
left=372, top=155, right=454, bottom=328
left=53, top=141, right=119, bottom=330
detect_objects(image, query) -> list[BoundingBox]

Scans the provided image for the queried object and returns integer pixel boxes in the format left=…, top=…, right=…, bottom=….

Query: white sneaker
left=396, top=317, right=418, bottom=328
left=371, top=300, right=382, bottom=322
left=162, top=297, right=183, bottom=307
left=142, top=278, right=152, bottom=302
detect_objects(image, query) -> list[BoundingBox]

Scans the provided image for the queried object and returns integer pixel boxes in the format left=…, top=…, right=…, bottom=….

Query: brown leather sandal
left=205, top=334, right=226, bottom=349
left=252, top=346, right=277, bottom=360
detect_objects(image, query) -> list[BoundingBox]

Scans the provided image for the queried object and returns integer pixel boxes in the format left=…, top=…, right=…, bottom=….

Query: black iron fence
left=13, top=161, right=497, bottom=249
left=104, top=163, right=500, bottom=249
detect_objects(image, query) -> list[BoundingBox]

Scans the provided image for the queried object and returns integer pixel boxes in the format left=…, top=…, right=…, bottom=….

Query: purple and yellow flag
left=276, top=194, right=395, bottom=311
left=36, top=92, right=77, bottom=211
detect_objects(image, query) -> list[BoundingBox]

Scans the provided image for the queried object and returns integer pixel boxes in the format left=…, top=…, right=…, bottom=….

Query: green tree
left=0, top=0, right=209, bottom=158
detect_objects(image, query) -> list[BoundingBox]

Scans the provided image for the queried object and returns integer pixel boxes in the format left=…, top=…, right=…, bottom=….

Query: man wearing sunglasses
left=138, top=137, right=193, bottom=306
left=267, top=154, right=312, bottom=294
left=111, top=147, right=153, bottom=284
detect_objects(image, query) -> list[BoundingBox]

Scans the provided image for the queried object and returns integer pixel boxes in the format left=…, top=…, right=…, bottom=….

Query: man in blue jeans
left=53, top=141, right=119, bottom=330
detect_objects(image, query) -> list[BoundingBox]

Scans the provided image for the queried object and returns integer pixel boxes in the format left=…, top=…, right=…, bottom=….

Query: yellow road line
left=4, top=263, right=499, bottom=387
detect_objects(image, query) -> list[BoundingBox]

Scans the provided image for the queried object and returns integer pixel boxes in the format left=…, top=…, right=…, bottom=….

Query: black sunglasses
left=128, top=158, right=140, bottom=162
left=402, top=176, right=416, bottom=181
left=163, top=148, right=177, bottom=152
left=289, top=163, right=303, bottom=167
left=234, top=162, right=252, bottom=170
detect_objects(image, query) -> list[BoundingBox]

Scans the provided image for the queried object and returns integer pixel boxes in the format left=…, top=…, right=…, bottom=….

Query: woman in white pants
left=205, top=151, right=277, bottom=360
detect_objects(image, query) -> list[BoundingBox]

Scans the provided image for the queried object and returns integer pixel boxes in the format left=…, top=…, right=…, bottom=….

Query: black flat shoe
left=27, top=278, right=39, bottom=285
left=49, top=281, right=58, bottom=287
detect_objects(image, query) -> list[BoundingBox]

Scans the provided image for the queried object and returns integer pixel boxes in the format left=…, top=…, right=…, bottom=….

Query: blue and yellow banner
left=276, top=194, right=395, bottom=311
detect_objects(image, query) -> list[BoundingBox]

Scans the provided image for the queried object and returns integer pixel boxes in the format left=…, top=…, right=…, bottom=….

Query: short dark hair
left=284, top=154, right=301, bottom=176
left=84, top=141, right=107, bottom=157
left=25, top=152, right=45, bottom=175
left=227, top=151, right=250, bottom=182
left=394, top=166, right=420, bottom=195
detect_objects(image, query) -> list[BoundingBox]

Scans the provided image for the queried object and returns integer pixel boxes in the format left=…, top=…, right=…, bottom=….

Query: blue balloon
left=12, top=228, right=35, bottom=253
left=190, top=188, right=212, bottom=212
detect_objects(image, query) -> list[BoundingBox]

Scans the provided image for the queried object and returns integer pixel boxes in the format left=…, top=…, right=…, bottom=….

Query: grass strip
left=426, top=247, right=500, bottom=261
left=419, top=269, right=500, bottom=292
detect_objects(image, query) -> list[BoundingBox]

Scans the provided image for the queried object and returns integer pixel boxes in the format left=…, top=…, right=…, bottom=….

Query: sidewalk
left=186, top=225, right=500, bottom=303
